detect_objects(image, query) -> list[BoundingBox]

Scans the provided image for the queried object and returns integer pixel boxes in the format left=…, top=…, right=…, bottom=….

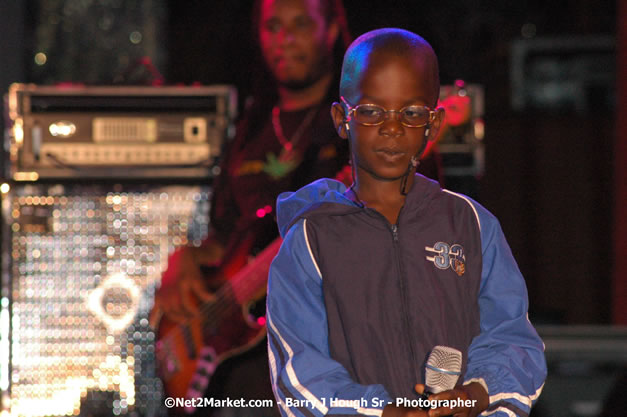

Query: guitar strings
left=159, top=268, right=263, bottom=346
left=158, top=238, right=284, bottom=347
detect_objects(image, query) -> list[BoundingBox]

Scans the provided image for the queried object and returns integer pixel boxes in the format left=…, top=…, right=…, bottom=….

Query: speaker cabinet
left=0, top=183, right=210, bottom=416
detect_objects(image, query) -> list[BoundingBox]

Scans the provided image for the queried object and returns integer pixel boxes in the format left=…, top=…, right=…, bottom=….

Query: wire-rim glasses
left=341, top=96, right=436, bottom=128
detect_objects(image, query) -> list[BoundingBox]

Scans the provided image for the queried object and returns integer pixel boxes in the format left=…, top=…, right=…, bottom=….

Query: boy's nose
left=379, top=116, right=404, bottom=137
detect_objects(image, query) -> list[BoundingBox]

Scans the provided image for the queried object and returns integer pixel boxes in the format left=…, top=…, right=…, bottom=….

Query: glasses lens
left=401, top=106, right=430, bottom=127
left=354, top=105, right=384, bottom=125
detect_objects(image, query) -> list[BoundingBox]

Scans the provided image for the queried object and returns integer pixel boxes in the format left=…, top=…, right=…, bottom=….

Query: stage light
left=34, top=53, right=47, bottom=66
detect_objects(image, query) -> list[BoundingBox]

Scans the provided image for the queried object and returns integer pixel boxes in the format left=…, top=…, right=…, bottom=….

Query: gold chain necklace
left=271, top=105, right=319, bottom=154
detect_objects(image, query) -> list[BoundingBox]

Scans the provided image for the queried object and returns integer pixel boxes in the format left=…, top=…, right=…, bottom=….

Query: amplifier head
left=4, top=84, right=237, bottom=180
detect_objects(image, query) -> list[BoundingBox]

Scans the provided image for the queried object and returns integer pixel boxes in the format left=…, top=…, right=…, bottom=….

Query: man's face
left=259, top=0, right=337, bottom=90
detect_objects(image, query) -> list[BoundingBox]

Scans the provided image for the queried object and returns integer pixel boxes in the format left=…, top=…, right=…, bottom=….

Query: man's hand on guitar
left=150, top=241, right=225, bottom=324
left=152, top=237, right=280, bottom=401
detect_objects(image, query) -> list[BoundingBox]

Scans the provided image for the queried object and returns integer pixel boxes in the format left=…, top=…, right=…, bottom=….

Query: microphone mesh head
left=425, top=345, right=462, bottom=394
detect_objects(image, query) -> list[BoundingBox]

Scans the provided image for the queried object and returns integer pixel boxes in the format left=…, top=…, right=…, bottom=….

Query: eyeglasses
left=341, top=96, right=436, bottom=128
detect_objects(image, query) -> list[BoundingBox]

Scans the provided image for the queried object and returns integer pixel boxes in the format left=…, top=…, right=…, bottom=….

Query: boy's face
left=259, top=0, right=338, bottom=90
left=333, top=52, right=443, bottom=182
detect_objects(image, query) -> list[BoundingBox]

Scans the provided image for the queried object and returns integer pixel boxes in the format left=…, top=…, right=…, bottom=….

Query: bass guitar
left=153, top=237, right=282, bottom=411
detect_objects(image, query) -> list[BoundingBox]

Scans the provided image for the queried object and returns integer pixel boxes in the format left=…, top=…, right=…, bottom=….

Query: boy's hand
left=414, top=382, right=489, bottom=417
left=381, top=405, right=428, bottom=417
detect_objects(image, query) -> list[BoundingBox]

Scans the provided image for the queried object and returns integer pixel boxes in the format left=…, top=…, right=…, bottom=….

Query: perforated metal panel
left=0, top=184, right=210, bottom=416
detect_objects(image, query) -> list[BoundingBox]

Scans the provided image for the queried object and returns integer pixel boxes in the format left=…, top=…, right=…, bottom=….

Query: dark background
left=166, top=0, right=619, bottom=326
left=0, top=0, right=620, bottom=325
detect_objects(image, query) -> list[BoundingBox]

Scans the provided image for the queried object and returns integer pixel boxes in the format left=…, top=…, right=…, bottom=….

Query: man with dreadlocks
left=156, top=1, right=347, bottom=416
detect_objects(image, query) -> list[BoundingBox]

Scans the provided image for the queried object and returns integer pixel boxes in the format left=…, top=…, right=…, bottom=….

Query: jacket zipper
left=389, top=221, right=419, bottom=383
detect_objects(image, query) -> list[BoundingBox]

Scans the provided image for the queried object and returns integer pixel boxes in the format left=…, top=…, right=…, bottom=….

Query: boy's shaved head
left=340, top=28, right=440, bottom=106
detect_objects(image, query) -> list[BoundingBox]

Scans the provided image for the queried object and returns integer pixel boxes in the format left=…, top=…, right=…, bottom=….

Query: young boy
left=266, top=28, right=546, bottom=417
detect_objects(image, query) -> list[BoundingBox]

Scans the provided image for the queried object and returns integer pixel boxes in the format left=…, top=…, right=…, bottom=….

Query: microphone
left=422, top=345, right=462, bottom=398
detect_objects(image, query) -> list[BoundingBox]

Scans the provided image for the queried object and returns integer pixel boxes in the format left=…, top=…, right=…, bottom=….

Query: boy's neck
left=277, top=72, right=333, bottom=111
left=352, top=171, right=415, bottom=225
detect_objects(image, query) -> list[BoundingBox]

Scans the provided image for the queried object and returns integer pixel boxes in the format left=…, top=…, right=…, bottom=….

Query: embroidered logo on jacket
left=425, top=242, right=466, bottom=276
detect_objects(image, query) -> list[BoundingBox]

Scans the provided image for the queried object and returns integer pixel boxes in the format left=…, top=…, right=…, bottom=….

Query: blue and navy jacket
left=266, top=175, right=546, bottom=417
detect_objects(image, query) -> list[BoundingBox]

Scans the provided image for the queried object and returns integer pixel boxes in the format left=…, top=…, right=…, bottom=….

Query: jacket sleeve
left=463, top=205, right=547, bottom=417
left=267, top=219, right=393, bottom=417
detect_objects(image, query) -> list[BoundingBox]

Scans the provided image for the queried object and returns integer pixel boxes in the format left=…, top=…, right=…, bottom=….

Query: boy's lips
left=376, top=146, right=404, bottom=154
left=375, top=147, right=406, bottom=162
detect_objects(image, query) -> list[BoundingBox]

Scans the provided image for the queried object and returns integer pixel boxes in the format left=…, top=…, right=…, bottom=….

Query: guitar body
left=154, top=237, right=283, bottom=413
left=155, top=299, right=265, bottom=401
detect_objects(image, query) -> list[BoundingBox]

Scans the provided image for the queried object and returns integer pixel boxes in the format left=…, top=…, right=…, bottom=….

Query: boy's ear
left=331, top=102, right=349, bottom=139
left=425, top=106, right=445, bottom=142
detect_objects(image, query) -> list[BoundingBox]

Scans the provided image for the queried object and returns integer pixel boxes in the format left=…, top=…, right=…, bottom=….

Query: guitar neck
left=226, top=238, right=283, bottom=305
